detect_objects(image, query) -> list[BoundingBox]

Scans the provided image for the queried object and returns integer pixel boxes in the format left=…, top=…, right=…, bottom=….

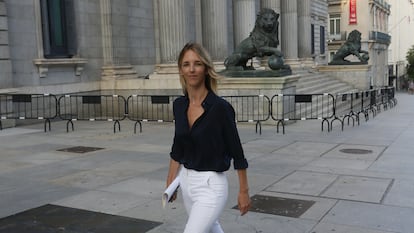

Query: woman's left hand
left=238, top=191, right=251, bottom=216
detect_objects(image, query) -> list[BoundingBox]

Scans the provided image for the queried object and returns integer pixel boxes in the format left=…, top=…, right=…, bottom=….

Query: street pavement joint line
left=319, top=143, right=341, bottom=157
left=269, top=140, right=299, bottom=154
left=262, top=169, right=299, bottom=192
left=370, top=145, right=388, bottom=163
left=379, top=178, right=395, bottom=205
left=318, top=174, right=342, bottom=197
left=309, top=198, right=340, bottom=231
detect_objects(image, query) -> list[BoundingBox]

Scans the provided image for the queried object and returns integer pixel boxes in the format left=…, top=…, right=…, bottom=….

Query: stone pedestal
left=317, top=65, right=371, bottom=90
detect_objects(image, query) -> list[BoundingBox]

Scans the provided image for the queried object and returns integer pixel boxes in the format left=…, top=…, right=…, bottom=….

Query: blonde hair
left=177, top=42, right=220, bottom=95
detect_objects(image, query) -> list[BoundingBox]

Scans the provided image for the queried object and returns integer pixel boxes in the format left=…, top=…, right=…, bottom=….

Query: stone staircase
left=294, top=69, right=359, bottom=95
left=291, top=69, right=363, bottom=122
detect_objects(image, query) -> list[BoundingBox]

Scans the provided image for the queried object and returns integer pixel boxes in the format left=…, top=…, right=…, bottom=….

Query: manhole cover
left=0, top=204, right=161, bottom=233
left=57, top=146, right=104, bottom=153
left=340, top=148, right=373, bottom=154
left=233, top=194, right=315, bottom=218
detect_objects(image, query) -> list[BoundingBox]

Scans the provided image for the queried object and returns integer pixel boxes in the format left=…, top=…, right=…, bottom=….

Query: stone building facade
left=388, top=0, right=414, bottom=89
left=327, top=0, right=391, bottom=88
left=0, top=0, right=12, bottom=89
left=0, top=0, right=328, bottom=94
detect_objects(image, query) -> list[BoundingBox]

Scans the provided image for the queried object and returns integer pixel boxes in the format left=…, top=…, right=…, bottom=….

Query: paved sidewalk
left=0, top=92, right=413, bottom=233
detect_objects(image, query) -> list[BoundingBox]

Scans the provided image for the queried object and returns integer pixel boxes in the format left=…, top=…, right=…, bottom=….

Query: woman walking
left=166, top=42, right=251, bottom=233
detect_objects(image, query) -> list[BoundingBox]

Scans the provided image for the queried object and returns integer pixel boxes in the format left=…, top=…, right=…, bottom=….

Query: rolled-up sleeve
left=223, top=103, right=248, bottom=170
left=170, top=132, right=182, bottom=162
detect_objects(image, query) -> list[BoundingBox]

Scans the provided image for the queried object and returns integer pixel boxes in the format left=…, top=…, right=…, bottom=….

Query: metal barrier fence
left=58, top=95, right=127, bottom=133
left=126, top=95, right=180, bottom=133
left=386, top=86, right=397, bottom=107
left=270, top=93, right=335, bottom=134
left=331, top=92, right=360, bottom=130
left=222, top=95, right=271, bottom=134
left=357, top=90, right=376, bottom=121
left=331, top=87, right=397, bottom=131
left=0, top=94, right=58, bottom=132
left=377, top=87, right=397, bottom=110
left=0, top=87, right=397, bottom=134
left=126, top=95, right=270, bottom=134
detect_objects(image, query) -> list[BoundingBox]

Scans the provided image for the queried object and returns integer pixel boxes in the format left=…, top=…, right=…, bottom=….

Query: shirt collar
left=202, top=91, right=215, bottom=110
left=184, top=90, right=215, bottom=110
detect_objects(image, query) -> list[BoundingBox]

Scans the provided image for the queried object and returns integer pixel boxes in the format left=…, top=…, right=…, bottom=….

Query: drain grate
left=0, top=204, right=162, bottom=233
left=340, top=148, right=373, bottom=154
left=57, top=146, right=104, bottom=153
left=233, top=194, right=315, bottom=218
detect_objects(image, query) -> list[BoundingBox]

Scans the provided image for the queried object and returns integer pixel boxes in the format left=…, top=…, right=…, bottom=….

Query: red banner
left=349, top=0, right=357, bottom=24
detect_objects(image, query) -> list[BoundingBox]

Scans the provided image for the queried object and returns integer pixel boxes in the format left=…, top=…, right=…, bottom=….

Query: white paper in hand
left=162, top=177, right=180, bottom=208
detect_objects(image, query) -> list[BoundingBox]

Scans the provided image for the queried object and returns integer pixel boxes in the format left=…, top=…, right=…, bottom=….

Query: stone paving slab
left=307, top=156, right=375, bottom=170
left=54, top=190, right=149, bottom=215
left=266, top=171, right=338, bottom=196
left=321, top=175, right=392, bottom=203
left=242, top=138, right=292, bottom=154
left=323, top=200, right=414, bottom=233
left=98, top=177, right=165, bottom=198
left=273, top=141, right=337, bottom=157
left=369, top=153, right=414, bottom=175
left=51, top=160, right=164, bottom=189
left=246, top=154, right=301, bottom=176
left=383, top=178, right=414, bottom=208
left=312, top=222, right=397, bottom=233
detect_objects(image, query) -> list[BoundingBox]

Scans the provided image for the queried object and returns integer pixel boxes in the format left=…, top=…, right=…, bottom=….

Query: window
left=329, top=15, right=341, bottom=40
left=320, top=26, right=325, bottom=55
left=311, top=24, right=315, bottom=55
left=40, top=0, right=76, bottom=58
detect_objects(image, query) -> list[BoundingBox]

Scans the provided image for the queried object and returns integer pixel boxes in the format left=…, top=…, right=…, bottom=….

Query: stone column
left=280, top=0, right=298, bottom=63
left=0, top=0, right=12, bottom=88
left=261, top=0, right=281, bottom=16
left=150, top=0, right=195, bottom=78
left=201, top=0, right=228, bottom=61
left=100, top=0, right=137, bottom=79
left=101, top=0, right=113, bottom=66
left=158, top=0, right=193, bottom=63
left=297, top=0, right=313, bottom=66
left=233, top=0, right=256, bottom=46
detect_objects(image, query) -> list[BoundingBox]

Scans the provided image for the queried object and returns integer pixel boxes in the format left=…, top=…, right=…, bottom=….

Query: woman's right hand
left=170, top=189, right=178, bottom=202
left=166, top=179, right=178, bottom=202
left=166, top=159, right=180, bottom=202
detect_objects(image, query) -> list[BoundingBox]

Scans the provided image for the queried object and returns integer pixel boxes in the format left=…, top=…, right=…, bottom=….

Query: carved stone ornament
left=329, top=30, right=370, bottom=65
left=221, top=8, right=291, bottom=77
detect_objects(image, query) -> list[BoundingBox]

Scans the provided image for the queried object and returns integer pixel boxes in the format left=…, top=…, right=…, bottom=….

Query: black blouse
left=170, top=91, right=248, bottom=172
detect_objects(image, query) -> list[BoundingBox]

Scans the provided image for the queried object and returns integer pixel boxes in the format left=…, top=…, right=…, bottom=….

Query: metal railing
left=0, top=86, right=398, bottom=135
left=126, top=95, right=180, bottom=133
left=330, top=87, right=397, bottom=131
left=57, top=95, right=127, bottom=133
left=0, top=94, right=58, bottom=132
left=270, top=93, right=335, bottom=134
left=222, top=95, right=271, bottom=134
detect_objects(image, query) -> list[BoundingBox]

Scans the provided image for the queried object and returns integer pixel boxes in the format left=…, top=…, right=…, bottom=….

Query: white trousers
left=179, top=166, right=228, bottom=233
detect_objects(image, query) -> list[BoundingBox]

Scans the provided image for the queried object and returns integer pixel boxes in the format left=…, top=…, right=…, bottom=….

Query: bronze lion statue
left=224, top=8, right=284, bottom=70
left=330, top=30, right=369, bottom=64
